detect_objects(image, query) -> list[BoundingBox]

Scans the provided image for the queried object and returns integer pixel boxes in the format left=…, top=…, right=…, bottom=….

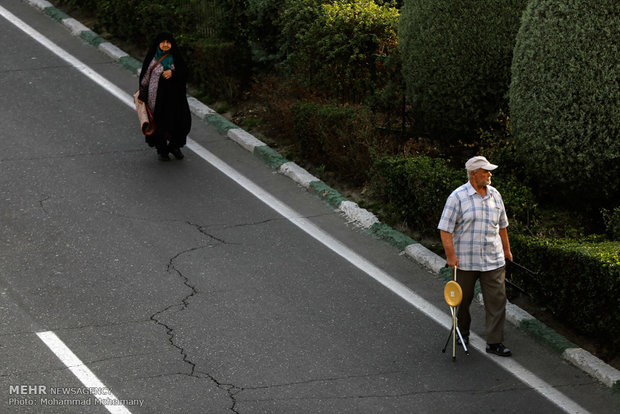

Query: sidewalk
left=27, top=0, right=620, bottom=392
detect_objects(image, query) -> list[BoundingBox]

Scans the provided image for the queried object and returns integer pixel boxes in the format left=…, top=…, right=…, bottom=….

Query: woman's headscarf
left=153, top=32, right=175, bottom=70
left=140, top=31, right=187, bottom=83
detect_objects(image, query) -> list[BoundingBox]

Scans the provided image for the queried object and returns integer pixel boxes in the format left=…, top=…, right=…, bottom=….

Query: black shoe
left=170, top=148, right=184, bottom=160
left=457, top=334, right=469, bottom=346
left=486, top=343, right=512, bottom=357
left=158, top=152, right=171, bottom=161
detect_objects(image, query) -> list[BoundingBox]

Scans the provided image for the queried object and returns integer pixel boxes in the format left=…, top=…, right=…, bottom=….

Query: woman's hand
left=162, top=70, right=172, bottom=79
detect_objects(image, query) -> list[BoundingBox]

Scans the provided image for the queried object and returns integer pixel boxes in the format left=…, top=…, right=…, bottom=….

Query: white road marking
left=36, top=331, right=132, bottom=414
left=1, top=4, right=589, bottom=413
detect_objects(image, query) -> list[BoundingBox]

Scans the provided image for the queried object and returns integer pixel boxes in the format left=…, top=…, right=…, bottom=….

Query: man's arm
left=499, top=227, right=513, bottom=262
left=440, top=230, right=459, bottom=269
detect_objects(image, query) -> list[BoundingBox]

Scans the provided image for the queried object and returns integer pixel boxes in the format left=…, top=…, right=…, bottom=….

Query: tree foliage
left=510, top=0, right=620, bottom=209
left=282, top=0, right=399, bottom=103
left=399, top=0, right=528, bottom=143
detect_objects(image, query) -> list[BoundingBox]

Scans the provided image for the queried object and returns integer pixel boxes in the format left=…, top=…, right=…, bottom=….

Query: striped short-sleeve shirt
left=437, top=182, right=508, bottom=271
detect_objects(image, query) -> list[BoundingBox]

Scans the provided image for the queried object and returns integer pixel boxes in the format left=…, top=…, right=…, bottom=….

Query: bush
left=95, top=0, right=185, bottom=44
left=491, top=174, right=538, bottom=230
left=510, top=0, right=620, bottom=209
left=54, top=0, right=98, bottom=9
left=371, top=154, right=538, bottom=235
left=181, top=37, right=251, bottom=102
left=245, top=0, right=285, bottom=65
left=282, top=0, right=399, bottom=103
left=601, top=207, right=620, bottom=241
left=370, top=155, right=464, bottom=233
left=510, top=234, right=620, bottom=359
left=399, top=0, right=528, bottom=143
left=291, top=102, right=377, bottom=185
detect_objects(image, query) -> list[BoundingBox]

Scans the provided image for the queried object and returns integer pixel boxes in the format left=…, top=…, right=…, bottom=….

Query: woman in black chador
left=138, top=32, right=191, bottom=161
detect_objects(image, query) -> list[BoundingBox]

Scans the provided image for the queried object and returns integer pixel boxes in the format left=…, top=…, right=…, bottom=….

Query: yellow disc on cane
left=444, top=281, right=463, bottom=307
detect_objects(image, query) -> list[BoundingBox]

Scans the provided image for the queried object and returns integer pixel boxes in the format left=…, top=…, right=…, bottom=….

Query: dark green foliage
left=510, top=235, right=620, bottom=359
left=291, top=102, right=376, bottom=185
left=95, top=0, right=186, bottom=44
left=601, top=207, right=620, bottom=241
left=245, top=0, right=286, bottom=65
left=491, top=175, right=538, bottom=230
left=399, top=0, right=528, bottom=143
left=370, top=156, right=463, bottom=233
left=282, top=0, right=399, bottom=103
left=54, top=0, right=98, bottom=8
left=510, top=0, right=620, bottom=209
left=182, top=37, right=251, bottom=101
left=370, top=155, right=538, bottom=235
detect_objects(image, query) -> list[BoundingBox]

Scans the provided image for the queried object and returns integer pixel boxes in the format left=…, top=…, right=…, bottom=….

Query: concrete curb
left=29, top=0, right=620, bottom=391
left=279, top=162, right=319, bottom=189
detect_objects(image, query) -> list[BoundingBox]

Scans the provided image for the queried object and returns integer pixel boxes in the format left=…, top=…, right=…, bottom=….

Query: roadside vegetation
left=51, top=0, right=619, bottom=364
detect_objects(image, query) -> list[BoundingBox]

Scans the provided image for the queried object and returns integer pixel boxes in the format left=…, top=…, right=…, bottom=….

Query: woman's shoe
left=170, top=148, right=184, bottom=160
left=158, top=152, right=171, bottom=161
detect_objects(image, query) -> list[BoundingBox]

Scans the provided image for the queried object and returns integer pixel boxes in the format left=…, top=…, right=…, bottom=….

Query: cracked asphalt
left=0, top=1, right=619, bottom=413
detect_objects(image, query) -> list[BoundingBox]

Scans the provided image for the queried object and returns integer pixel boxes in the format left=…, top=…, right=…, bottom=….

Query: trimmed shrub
left=291, top=102, right=376, bottom=185
left=491, top=174, right=538, bottom=230
left=282, top=0, right=399, bottom=103
left=370, top=156, right=464, bottom=233
left=510, top=0, right=620, bottom=209
left=399, top=0, right=528, bottom=142
left=510, top=234, right=620, bottom=359
left=370, top=155, right=537, bottom=235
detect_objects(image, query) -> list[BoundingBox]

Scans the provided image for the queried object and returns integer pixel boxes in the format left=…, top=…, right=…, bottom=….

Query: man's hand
left=440, top=230, right=459, bottom=269
left=445, top=254, right=459, bottom=269
left=162, top=70, right=172, bottom=79
left=499, top=227, right=512, bottom=263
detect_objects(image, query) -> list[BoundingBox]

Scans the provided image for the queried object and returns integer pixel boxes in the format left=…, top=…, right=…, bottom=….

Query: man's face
left=472, top=169, right=492, bottom=187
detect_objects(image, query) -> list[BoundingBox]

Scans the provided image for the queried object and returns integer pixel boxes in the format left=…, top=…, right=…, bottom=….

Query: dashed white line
left=36, top=331, right=132, bottom=414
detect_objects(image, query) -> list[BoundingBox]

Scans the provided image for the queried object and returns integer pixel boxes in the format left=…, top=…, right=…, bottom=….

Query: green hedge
left=601, top=207, right=620, bottom=241
left=282, top=0, right=399, bottom=103
left=399, top=0, right=527, bottom=143
left=510, top=0, right=620, bottom=209
left=370, top=155, right=463, bottom=233
left=291, top=102, right=376, bottom=185
left=370, top=155, right=537, bottom=235
left=510, top=235, right=620, bottom=358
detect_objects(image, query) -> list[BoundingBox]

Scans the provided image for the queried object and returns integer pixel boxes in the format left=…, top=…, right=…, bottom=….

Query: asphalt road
left=0, top=1, right=618, bottom=413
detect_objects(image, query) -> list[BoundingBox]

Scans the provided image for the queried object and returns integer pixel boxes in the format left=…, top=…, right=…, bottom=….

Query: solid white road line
left=1, top=4, right=589, bottom=413
left=36, top=332, right=132, bottom=414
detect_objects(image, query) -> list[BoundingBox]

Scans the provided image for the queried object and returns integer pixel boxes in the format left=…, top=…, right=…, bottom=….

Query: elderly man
left=438, top=156, right=513, bottom=357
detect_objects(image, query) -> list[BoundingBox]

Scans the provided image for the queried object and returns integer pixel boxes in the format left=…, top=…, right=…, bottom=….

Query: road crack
left=149, top=225, right=242, bottom=412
